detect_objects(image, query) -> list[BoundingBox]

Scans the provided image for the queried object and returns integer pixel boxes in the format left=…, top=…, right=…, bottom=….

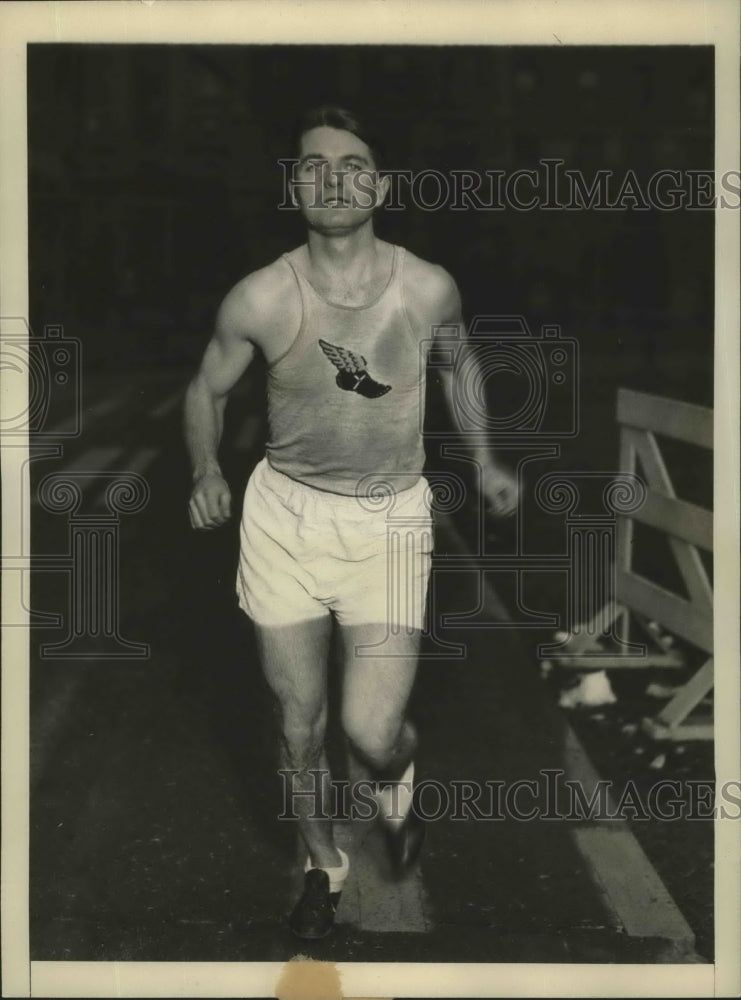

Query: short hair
left=294, top=105, right=386, bottom=170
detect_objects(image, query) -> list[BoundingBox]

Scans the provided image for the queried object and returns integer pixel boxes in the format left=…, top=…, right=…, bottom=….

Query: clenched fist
left=480, top=462, right=519, bottom=518
left=189, top=472, right=232, bottom=529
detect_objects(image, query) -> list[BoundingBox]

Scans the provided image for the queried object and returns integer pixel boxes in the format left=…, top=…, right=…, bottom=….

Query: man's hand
left=479, top=461, right=519, bottom=518
left=189, top=472, right=232, bottom=529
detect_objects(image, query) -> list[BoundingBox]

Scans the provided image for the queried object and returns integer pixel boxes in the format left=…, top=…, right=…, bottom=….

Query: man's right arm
left=185, top=284, right=257, bottom=530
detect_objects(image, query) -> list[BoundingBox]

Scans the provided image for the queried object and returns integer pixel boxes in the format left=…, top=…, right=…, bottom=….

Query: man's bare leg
left=340, top=625, right=424, bottom=872
left=254, top=617, right=341, bottom=870
left=339, top=624, right=420, bottom=790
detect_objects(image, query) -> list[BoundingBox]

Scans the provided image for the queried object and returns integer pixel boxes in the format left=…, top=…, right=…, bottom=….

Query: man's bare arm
left=185, top=286, right=257, bottom=530
left=432, top=275, right=488, bottom=463
left=425, top=267, right=520, bottom=517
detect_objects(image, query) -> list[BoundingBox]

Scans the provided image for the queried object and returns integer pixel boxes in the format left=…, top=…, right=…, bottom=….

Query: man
left=185, top=106, right=518, bottom=939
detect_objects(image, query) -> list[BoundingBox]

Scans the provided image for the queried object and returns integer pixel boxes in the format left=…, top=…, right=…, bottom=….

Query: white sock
left=305, top=847, right=349, bottom=894
left=375, top=761, right=415, bottom=830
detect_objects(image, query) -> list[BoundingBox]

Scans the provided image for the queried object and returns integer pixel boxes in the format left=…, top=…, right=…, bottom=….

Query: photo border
left=1, top=1, right=738, bottom=997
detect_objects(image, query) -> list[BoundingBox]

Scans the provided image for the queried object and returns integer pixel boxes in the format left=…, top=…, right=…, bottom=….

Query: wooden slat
left=630, top=490, right=713, bottom=551
left=617, top=387, right=713, bottom=449
left=655, top=657, right=714, bottom=730
left=642, top=717, right=714, bottom=742
left=538, top=602, right=622, bottom=658
left=616, top=569, right=713, bottom=653
left=616, top=429, right=636, bottom=574
left=628, top=428, right=714, bottom=608
left=555, top=653, right=685, bottom=669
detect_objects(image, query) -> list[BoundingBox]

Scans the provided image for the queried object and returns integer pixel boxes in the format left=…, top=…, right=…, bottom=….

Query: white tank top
left=265, top=245, right=427, bottom=495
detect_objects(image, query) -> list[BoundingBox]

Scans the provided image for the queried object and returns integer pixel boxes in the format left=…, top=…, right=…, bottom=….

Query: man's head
left=290, top=105, right=390, bottom=233
left=294, top=105, right=386, bottom=170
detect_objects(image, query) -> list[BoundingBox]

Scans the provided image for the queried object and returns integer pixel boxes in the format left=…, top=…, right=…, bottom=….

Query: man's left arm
left=432, top=273, right=520, bottom=518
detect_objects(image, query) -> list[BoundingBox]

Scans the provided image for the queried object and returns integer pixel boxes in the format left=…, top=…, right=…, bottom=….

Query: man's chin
left=305, top=212, right=374, bottom=236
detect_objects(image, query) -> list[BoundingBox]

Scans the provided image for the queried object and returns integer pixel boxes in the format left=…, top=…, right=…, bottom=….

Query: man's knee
left=342, top=708, right=402, bottom=767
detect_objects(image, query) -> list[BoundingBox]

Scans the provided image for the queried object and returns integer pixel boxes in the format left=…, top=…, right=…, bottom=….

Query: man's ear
left=376, top=172, right=391, bottom=208
left=288, top=180, right=300, bottom=209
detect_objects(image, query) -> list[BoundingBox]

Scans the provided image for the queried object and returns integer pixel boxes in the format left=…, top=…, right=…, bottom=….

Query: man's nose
left=322, top=164, right=341, bottom=190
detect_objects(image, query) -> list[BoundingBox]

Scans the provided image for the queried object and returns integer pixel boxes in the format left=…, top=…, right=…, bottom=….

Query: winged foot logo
left=318, top=339, right=392, bottom=399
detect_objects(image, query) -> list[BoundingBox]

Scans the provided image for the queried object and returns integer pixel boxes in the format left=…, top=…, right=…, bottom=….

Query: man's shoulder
left=225, top=253, right=298, bottom=315
left=400, top=248, right=460, bottom=321
left=217, top=252, right=301, bottom=342
left=402, top=248, right=456, bottom=292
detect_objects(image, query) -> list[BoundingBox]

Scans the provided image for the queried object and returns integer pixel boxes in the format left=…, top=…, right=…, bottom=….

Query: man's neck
left=305, top=224, right=380, bottom=282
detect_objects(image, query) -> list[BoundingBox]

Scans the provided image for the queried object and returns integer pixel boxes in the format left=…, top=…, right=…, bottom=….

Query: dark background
left=28, top=43, right=713, bottom=401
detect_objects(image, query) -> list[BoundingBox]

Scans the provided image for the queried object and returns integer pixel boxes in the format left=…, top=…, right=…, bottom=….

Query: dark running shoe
left=384, top=787, right=426, bottom=878
left=288, top=868, right=342, bottom=940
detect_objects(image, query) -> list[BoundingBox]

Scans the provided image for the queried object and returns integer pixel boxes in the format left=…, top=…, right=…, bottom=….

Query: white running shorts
left=236, top=458, right=433, bottom=630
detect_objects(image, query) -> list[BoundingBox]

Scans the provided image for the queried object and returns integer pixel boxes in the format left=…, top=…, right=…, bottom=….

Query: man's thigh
left=339, top=624, right=420, bottom=731
left=254, top=617, right=333, bottom=722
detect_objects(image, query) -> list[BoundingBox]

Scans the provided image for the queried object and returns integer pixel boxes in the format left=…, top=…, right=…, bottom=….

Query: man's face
left=292, top=126, right=389, bottom=234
